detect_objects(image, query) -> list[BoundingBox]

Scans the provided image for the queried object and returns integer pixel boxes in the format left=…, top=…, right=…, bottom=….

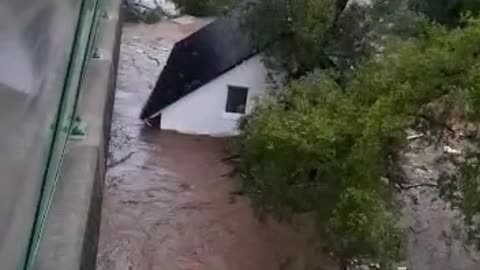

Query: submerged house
left=140, top=15, right=269, bottom=136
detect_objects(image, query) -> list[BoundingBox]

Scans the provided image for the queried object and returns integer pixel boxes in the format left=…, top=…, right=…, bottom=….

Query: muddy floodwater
left=96, top=19, right=336, bottom=270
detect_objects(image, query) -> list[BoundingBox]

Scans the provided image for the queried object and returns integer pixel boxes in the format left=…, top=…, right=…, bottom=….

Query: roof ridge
left=141, top=15, right=255, bottom=120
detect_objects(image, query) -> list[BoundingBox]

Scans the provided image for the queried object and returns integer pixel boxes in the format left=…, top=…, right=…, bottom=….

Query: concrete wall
left=160, top=55, right=268, bottom=136
left=32, top=0, right=121, bottom=269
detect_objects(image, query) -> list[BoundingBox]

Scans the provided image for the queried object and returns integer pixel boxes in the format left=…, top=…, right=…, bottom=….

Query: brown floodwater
left=96, top=19, right=336, bottom=270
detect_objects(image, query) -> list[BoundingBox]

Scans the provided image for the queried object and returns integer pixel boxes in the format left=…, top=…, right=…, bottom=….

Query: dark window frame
left=225, top=85, right=249, bottom=114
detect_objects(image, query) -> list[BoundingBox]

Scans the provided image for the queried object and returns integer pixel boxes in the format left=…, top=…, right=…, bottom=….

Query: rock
left=443, top=146, right=462, bottom=155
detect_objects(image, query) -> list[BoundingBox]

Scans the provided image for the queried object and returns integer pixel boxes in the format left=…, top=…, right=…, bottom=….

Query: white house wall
left=160, top=55, right=268, bottom=136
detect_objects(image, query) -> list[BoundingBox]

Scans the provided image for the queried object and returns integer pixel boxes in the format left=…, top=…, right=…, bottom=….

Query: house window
left=226, top=86, right=248, bottom=114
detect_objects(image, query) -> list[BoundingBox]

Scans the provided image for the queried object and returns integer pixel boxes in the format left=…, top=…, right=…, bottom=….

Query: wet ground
left=400, top=120, right=480, bottom=269
left=96, top=19, right=336, bottom=270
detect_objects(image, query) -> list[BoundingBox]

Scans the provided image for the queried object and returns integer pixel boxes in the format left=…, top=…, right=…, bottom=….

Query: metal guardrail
left=0, top=0, right=102, bottom=269
left=24, top=1, right=103, bottom=269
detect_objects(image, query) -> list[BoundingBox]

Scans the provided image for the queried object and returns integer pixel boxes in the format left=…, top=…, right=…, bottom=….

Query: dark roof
left=140, top=15, right=256, bottom=120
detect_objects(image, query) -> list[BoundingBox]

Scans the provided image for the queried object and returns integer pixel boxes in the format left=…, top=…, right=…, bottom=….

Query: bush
left=171, top=0, right=235, bottom=16
left=237, top=18, right=480, bottom=267
left=441, top=150, right=480, bottom=249
left=123, top=0, right=177, bottom=23
left=241, top=0, right=344, bottom=77
left=410, top=0, right=480, bottom=26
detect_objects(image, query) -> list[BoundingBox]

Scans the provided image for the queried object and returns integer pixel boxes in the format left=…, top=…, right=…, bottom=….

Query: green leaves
left=237, top=17, right=480, bottom=266
left=410, top=0, right=480, bottom=26
left=438, top=149, right=480, bottom=249
left=170, top=0, right=237, bottom=16
left=327, top=188, right=403, bottom=264
left=242, top=0, right=346, bottom=76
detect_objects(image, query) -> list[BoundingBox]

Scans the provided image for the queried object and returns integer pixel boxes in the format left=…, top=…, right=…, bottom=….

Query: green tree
left=410, top=0, right=480, bottom=26
left=440, top=150, right=480, bottom=249
left=240, top=0, right=349, bottom=77
left=171, top=0, right=236, bottom=16
left=238, top=17, right=480, bottom=267
left=240, top=0, right=429, bottom=80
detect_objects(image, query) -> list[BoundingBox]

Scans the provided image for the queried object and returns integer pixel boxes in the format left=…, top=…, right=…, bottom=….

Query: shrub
left=410, top=0, right=480, bottom=26
left=171, top=0, right=235, bottom=16
left=237, top=18, right=480, bottom=267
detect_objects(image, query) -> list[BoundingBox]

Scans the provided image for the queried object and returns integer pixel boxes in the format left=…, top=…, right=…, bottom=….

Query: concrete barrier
left=33, top=0, right=122, bottom=269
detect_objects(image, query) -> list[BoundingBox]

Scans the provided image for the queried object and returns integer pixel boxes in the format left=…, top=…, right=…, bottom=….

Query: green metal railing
left=22, top=0, right=103, bottom=269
